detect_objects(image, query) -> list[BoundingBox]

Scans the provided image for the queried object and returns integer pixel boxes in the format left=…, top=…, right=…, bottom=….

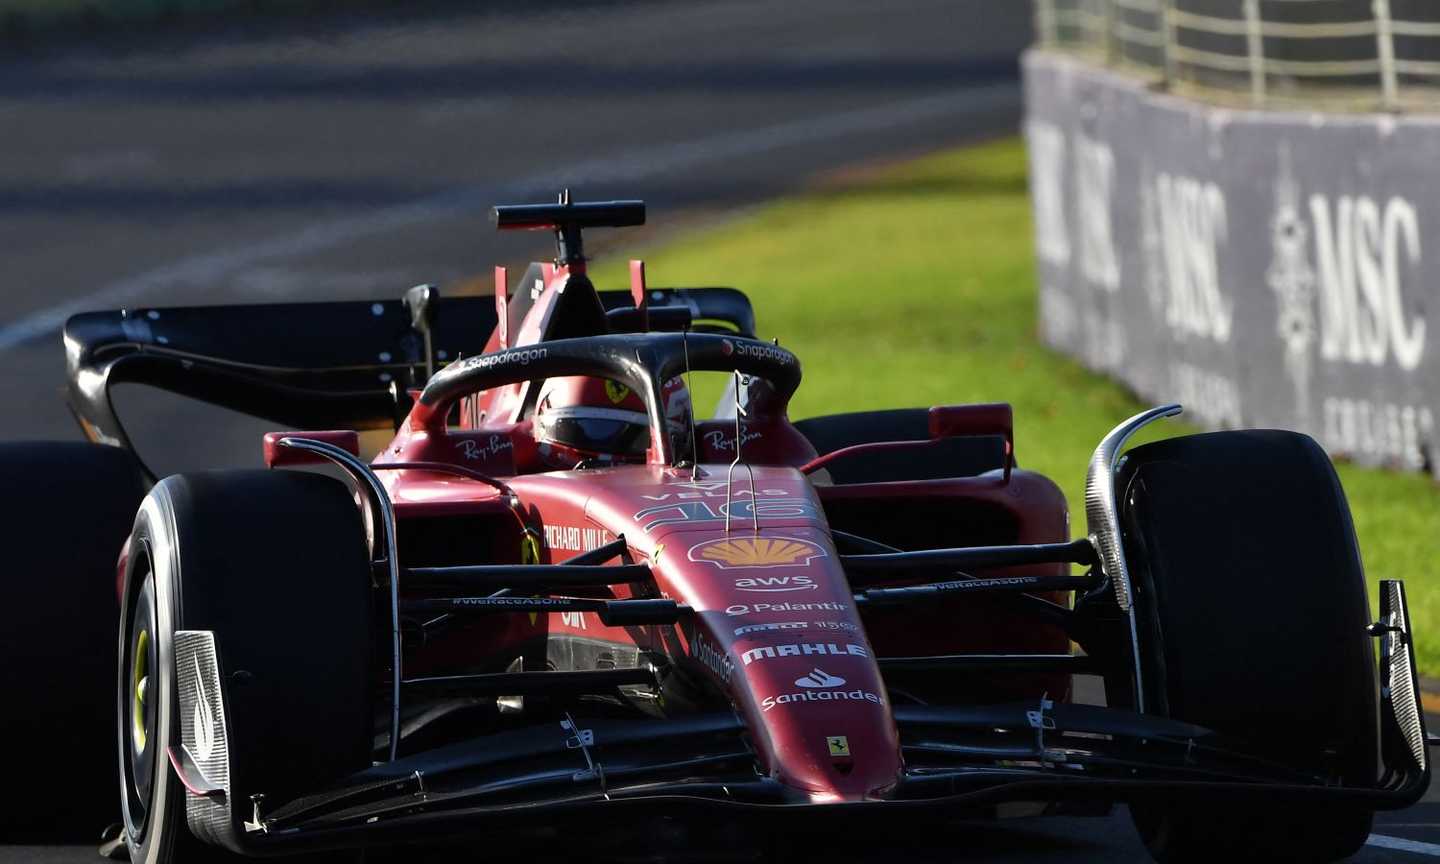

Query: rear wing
left=63, top=285, right=755, bottom=469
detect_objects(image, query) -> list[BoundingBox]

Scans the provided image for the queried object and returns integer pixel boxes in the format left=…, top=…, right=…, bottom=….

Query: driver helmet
left=534, top=376, right=692, bottom=469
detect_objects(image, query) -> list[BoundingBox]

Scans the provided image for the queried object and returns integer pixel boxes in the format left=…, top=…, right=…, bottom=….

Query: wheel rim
left=122, top=571, right=158, bottom=840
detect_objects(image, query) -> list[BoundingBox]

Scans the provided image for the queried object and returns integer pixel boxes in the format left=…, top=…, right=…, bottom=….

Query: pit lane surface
left=2, top=1, right=1434, bottom=861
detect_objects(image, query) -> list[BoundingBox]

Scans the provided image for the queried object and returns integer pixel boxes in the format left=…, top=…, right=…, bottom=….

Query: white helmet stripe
left=539, top=406, right=650, bottom=425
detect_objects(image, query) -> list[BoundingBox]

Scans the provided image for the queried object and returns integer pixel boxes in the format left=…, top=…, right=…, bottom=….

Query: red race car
left=3, top=198, right=1429, bottom=862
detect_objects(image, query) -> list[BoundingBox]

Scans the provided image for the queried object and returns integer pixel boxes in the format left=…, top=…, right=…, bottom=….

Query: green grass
left=593, top=137, right=1440, bottom=675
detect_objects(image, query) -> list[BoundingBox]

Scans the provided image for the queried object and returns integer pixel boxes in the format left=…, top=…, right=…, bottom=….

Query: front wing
left=171, top=580, right=1429, bottom=855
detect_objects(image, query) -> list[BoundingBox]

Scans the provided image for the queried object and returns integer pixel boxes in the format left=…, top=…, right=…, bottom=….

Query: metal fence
left=1034, top=0, right=1440, bottom=110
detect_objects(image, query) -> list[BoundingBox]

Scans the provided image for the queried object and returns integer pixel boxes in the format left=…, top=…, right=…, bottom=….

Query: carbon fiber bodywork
left=173, top=631, right=236, bottom=850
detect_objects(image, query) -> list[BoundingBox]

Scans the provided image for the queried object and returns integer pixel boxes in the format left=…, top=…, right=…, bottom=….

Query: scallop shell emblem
left=688, top=536, right=826, bottom=569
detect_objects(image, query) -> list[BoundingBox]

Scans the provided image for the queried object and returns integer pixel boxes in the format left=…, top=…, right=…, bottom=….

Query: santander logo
left=794, top=668, right=846, bottom=688
left=760, top=667, right=884, bottom=712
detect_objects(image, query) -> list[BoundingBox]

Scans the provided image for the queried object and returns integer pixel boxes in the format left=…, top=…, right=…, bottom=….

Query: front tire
left=119, top=470, right=373, bottom=863
left=1117, top=430, right=1377, bottom=863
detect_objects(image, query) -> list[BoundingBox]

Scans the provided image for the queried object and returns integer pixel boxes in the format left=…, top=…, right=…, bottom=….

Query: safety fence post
left=1104, top=0, right=1119, bottom=66
left=1374, top=0, right=1399, bottom=110
left=1159, top=0, right=1176, bottom=89
left=1243, top=0, right=1266, bottom=105
left=1035, top=0, right=1059, bottom=49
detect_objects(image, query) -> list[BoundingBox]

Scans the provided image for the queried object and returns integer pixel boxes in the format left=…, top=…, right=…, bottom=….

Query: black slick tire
left=1117, top=430, right=1377, bottom=863
left=118, top=470, right=372, bottom=864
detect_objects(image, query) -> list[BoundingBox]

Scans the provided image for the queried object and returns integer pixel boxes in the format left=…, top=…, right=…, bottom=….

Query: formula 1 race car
left=2, top=198, right=1429, bottom=863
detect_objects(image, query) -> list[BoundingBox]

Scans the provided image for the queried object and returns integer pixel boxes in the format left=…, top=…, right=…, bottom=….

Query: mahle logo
left=740, top=642, right=868, bottom=666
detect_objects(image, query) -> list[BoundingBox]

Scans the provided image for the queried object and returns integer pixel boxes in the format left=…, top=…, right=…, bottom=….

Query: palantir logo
left=794, top=668, right=846, bottom=689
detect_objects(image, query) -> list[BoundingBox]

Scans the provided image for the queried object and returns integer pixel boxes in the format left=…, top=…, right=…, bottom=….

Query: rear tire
left=0, top=442, right=148, bottom=841
left=119, top=470, right=372, bottom=863
left=1117, top=430, right=1377, bottom=863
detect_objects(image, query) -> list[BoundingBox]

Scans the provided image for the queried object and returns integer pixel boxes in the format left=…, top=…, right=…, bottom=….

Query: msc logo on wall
left=1140, top=169, right=1233, bottom=345
left=1268, top=145, right=1427, bottom=377
left=1266, top=145, right=1431, bottom=469
left=1026, top=120, right=1121, bottom=294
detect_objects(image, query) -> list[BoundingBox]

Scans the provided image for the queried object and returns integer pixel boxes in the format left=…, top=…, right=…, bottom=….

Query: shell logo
left=688, top=536, right=826, bottom=570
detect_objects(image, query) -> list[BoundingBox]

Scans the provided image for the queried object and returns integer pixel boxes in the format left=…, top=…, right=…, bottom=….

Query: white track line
left=1368, top=833, right=1440, bottom=857
left=0, top=83, right=1016, bottom=354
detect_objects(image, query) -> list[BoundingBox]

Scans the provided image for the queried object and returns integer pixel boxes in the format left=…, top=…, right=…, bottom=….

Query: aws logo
left=688, top=537, right=826, bottom=570
left=733, top=575, right=817, bottom=593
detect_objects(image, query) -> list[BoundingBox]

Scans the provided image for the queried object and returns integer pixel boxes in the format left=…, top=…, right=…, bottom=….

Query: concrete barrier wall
left=1024, top=50, right=1439, bottom=477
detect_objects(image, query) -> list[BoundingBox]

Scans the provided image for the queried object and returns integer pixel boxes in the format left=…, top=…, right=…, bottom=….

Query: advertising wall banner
left=1026, top=51, right=1437, bottom=476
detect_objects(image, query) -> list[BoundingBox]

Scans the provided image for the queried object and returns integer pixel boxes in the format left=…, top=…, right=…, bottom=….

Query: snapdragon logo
left=461, top=346, right=549, bottom=372
left=721, top=339, right=796, bottom=365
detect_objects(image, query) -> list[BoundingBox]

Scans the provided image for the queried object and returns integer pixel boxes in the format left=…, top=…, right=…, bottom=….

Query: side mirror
left=263, top=430, right=360, bottom=468
left=403, top=283, right=439, bottom=382
left=928, top=403, right=1014, bottom=481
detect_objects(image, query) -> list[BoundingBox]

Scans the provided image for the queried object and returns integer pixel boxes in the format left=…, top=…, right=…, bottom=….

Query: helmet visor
left=538, top=406, right=651, bottom=458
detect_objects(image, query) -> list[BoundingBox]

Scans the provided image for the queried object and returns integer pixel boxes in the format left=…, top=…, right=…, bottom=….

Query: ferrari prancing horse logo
left=604, top=380, right=631, bottom=404
left=687, top=536, right=827, bottom=570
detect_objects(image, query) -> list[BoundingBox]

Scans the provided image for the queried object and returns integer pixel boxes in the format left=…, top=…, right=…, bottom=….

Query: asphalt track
left=2, top=1, right=1437, bottom=861
left=0, top=0, right=1026, bottom=477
